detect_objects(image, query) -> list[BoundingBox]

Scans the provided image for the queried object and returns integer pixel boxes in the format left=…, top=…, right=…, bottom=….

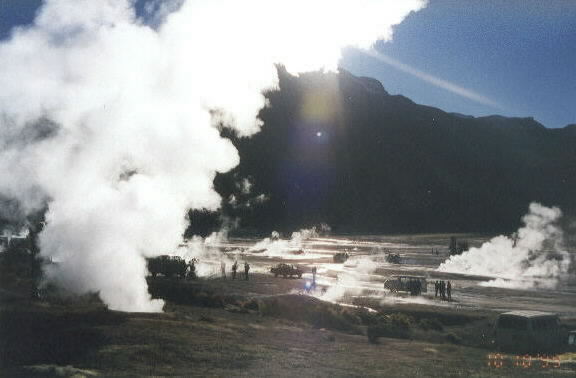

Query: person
left=304, top=281, right=312, bottom=294
left=435, top=280, right=439, bottom=298
left=220, top=261, right=226, bottom=279
left=232, top=261, right=238, bottom=280
left=441, top=280, right=446, bottom=300
left=511, top=232, right=519, bottom=248
left=244, top=261, right=250, bottom=280
left=31, top=286, right=41, bottom=300
left=188, top=258, right=197, bottom=280
left=447, top=280, right=452, bottom=301
left=311, top=266, right=317, bottom=288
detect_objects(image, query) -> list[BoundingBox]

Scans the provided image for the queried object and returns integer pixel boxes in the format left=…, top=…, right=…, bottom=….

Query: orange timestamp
left=487, top=353, right=561, bottom=369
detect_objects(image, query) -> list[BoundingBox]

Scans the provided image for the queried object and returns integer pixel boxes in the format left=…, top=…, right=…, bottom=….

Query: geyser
left=0, top=0, right=427, bottom=311
left=438, top=203, right=574, bottom=290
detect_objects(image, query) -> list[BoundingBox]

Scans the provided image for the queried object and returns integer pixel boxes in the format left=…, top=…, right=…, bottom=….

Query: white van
left=493, top=311, right=564, bottom=352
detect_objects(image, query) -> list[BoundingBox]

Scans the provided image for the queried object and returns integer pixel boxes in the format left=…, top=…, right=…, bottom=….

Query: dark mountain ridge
left=211, top=67, right=576, bottom=235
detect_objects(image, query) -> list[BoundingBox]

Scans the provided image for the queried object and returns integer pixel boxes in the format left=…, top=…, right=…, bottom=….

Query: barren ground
left=1, top=272, right=575, bottom=377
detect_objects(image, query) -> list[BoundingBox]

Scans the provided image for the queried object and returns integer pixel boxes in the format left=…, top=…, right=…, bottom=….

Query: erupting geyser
left=438, top=203, right=574, bottom=289
left=0, top=0, right=427, bottom=311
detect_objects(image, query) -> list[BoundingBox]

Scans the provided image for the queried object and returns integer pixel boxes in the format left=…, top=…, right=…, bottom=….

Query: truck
left=449, top=236, right=469, bottom=256
left=492, top=311, right=567, bottom=353
left=147, top=255, right=187, bottom=278
left=384, top=275, right=427, bottom=295
left=385, top=253, right=401, bottom=264
left=333, top=252, right=349, bottom=263
left=270, top=263, right=303, bottom=278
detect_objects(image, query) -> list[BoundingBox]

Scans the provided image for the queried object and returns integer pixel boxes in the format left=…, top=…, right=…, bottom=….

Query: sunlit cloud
left=362, top=49, right=502, bottom=110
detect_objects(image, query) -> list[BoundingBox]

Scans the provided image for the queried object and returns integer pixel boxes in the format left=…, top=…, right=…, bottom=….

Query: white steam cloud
left=0, top=0, right=426, bottom=311
left=319, top=256, right=379, bottom=302
left=177, top=231, right=235, bottom=278
left=249, top=225, right=330, bottom=257
left=438, top=203, right=574, bottom=290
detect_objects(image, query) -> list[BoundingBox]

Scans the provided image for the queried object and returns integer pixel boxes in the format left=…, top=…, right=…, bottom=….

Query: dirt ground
left=1, top=273, right=576, bottom=377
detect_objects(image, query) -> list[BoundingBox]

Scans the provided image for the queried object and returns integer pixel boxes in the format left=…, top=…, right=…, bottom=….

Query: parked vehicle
left=449, top=236, right=469, bottom=256
left=385, top=253, right=401, bottom=264
left=147, top=255, right=187, bottom=278
left=333, top=252, right=349, bottom=263
left=270, top=263, right=303, bottom=278
left=384, top=275, right=427, bottom=295
left=493, top=311, right=566, bottom=353
left=568, top=330, right=576, bottom=350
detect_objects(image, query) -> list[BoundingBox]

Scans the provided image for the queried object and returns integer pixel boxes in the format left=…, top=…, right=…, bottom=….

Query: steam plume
left=319, top=256, right=379, bottom=302
left=438, top=203, right=574, bottom=289
left=0, top=0, right=426, bottom=311
left=249, top=226, right=329, bottom=257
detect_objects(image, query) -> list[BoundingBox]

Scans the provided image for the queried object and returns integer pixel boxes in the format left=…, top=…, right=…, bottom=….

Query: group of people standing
left=434, top=280, right=452, bottom=300
left=220, top=260, right=250, bottom=280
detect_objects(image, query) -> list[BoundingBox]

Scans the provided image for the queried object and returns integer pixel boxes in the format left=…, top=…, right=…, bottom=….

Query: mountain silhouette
left=207, top=67, right=575, bottom=234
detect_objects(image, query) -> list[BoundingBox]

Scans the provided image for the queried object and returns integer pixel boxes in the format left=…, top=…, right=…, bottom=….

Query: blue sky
left=1, top=0, right=574, bottom=128
left=340, top=0, right=576, bottom=128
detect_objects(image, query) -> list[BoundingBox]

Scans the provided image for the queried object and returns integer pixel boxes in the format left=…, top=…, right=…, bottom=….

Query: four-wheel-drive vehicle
left=492, top=311, right=567, bottom=353
left=270, top=263, right=303, bottom=278
left=385, top=253, right=401, bottom=264
left=384, top=275, right=427, bottom=295
left=569, top=330, right=576, bottom=350
left=147, top=255, right=187, bottom=278
left=333, top=252, right=349, bottom=263
left=449, top=236, right=469, bottom=256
